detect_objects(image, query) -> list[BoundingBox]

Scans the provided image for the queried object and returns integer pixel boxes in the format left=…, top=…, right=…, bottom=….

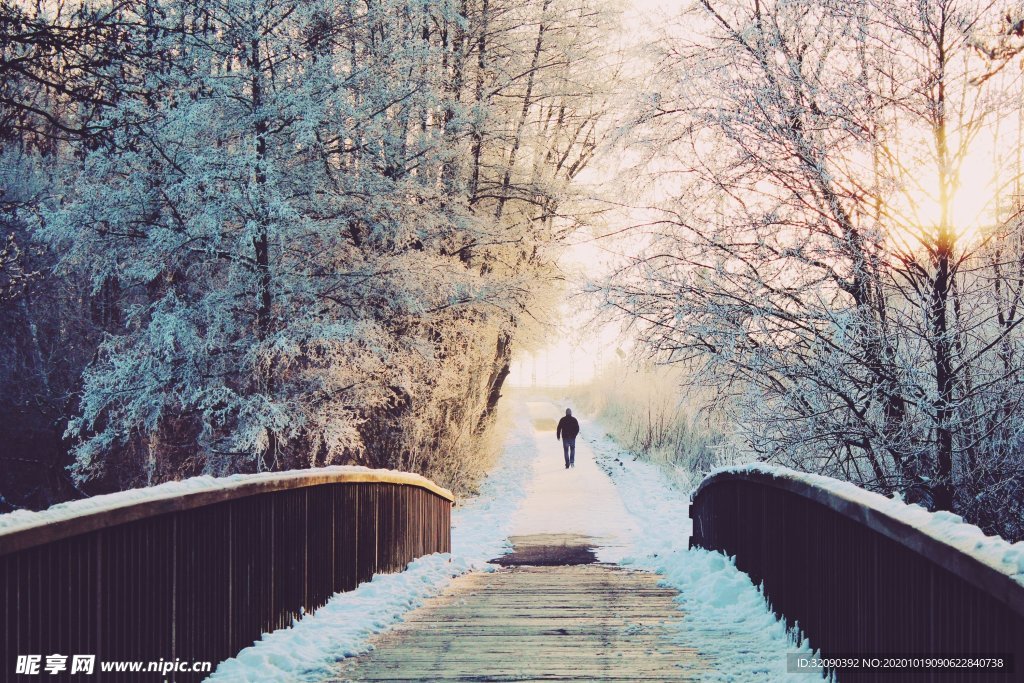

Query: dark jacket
left=556, top=415, right=580, bottom=441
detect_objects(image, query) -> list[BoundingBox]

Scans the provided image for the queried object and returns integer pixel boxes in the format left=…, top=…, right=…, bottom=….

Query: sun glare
left=885, top=127, right=1009, bottom=251
left=909, top=155, right=997, bottom=244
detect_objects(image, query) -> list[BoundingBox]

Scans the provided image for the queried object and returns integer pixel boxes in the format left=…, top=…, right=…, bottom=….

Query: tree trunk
left=250, top=33, right=277, bottom=469
left=478, top=330, right=512, bottom=431
left=494, top=0, right=551, bottom=221
left=468, top=0, right=489, bottom=203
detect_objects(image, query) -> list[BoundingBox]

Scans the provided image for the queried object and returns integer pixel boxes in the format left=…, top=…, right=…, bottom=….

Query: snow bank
left=0, top=465, right=447, bottom=537
left=707, top=463, right=1024, bottom=587
left=207, top=553, right=467, bottom=682
left=586, top=422, right=823, bottom=681
left=208, top=405, right=539, bottom=682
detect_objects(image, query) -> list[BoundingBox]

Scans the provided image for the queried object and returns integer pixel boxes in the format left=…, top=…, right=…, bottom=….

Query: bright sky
left=510, top=0, right=1021, bottom=387
left=506, top=245, right=625, bottom=387
left=508, top=0, right=670, bottom=388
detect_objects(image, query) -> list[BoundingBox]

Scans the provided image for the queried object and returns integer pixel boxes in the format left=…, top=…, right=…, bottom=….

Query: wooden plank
left=328, top=563, right=709, bottom=682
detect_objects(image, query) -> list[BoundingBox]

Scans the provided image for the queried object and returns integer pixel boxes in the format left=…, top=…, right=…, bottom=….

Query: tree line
left=0, top=0, right=617, bottom=507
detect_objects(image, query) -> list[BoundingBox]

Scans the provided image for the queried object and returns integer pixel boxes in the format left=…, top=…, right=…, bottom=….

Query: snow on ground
left=710, top=463, right=1024, bottom=587
left=494, top=395, right=820, bottom=680
left=212, top=396, right=822, bottom=681
left=208, top=403, right=540, bottom=682
left=576, top=413, right=824, bottom=682
left=209, top=553, right=469, bottom=681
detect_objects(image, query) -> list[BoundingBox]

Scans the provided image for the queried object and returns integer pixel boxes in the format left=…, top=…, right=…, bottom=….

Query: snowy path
left=506, top=401, right=639, bottom=562
left=331, top=400, right=706, bottom=681
left=209, top=395, right=816, bottom=682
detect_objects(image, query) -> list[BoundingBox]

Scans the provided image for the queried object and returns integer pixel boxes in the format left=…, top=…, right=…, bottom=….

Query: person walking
left=556, top=408, right=580, bottom=469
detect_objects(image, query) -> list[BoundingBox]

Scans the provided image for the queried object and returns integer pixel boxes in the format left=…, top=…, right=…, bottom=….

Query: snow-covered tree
left=3, top=0, right=620, bottom=495
left=600, top=0, right=1024, bottom=539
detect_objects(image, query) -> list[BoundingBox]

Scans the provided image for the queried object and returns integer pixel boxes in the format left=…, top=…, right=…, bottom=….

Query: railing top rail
left=0, top=466, right=454, bottom=556
left=694, top=464, right=1024, bottom=618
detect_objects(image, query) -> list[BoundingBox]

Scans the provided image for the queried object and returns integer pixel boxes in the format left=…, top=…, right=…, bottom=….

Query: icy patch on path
left=585, top=419, right=823, bottom=682
left=208, top=405, right=539, bottom=682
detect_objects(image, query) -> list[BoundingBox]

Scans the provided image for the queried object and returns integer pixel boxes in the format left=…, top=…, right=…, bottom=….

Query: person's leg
left=562, top=440, right=570, bottom=468
left=569, top=438, right=576, bottom=466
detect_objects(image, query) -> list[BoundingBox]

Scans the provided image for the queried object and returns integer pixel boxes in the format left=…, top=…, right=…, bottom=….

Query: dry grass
left=569, top=363, right=740, bottom=491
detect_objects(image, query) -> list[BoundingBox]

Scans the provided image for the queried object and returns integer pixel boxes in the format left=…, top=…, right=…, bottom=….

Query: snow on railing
left=0, top=465, right=454, bottom=555
left=699, top=462, right=1024, bottom=589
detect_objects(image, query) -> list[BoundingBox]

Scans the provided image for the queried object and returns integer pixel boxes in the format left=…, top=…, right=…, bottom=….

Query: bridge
left=2, top=401, right=1023, bottom=682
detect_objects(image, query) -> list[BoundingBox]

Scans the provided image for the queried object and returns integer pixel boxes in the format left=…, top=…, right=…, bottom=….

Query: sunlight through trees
left=597, top=0, right=1024, bottom=540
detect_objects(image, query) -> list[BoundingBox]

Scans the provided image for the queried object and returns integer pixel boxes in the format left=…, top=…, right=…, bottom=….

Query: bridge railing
left=0, top=467, right=453, bottom=679
left=690, top=465, right=1024, bottom=682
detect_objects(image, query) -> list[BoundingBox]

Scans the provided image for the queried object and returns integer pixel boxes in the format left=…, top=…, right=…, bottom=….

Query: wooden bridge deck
left=329, top=535, right=706, bottom=682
